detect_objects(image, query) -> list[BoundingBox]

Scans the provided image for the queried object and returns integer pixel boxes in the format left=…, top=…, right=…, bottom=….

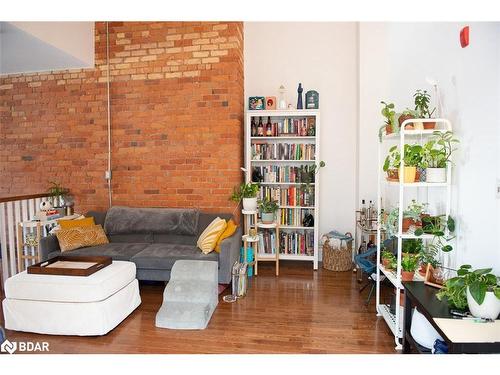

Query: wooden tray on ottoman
left=28, top=256, right=112, bottom=277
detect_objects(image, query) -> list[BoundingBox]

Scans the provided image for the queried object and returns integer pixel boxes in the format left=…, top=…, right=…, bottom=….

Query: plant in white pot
left=437, top=265, right=500, bottom=320
left=258, top=197, right=279, bottom=224
left=421, top=131, right=459, bottom=183
left=230, top=182, right=260, bottom=212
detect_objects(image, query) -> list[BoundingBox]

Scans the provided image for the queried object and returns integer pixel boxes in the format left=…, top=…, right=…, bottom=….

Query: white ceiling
left=0, top=22, right=94, bottom=75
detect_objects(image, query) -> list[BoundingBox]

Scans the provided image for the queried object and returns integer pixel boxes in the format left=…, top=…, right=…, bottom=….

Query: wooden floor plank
left=0, top=261, right=396, bottom=354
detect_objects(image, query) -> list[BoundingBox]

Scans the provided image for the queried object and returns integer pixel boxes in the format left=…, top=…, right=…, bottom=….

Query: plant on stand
left=398, top=108, right=419, bottom=130
left=383, top=200, right=428, bottom=237
left=421, top=131, right=459, bottom=183
left=401, top=254, right=418, bottom=281
left=402, top=144, right=423, bottom=183
left=258, top=197, right=279, bottom=224
left=437, top=265, right=500, bottom=319
left=413, top=89, right=436, bottom=130
left=383, top=146, right=401, bottom=181
left=47, top=181, right=69, bottom=208
left=378, top=101, right=397, bottom=141
left=230, top=182, right=260, bottom=212
left=381, top=250, right=396, bottom=270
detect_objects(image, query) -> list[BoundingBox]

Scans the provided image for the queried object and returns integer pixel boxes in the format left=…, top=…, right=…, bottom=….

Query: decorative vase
left=403, top=166, right=417, bottom=183
left=278, top=85, right=287, bottom=110
left=242, top=197, right=257, bottom=212
left=261, top=212, right=275, bottom=224
left=466, top=288, right=500, bottom=320
left=401, top=270, right=415, bottom=282
left=426, top=167, right=446, bottom=183
left=297, top=83, right=303, bottom=110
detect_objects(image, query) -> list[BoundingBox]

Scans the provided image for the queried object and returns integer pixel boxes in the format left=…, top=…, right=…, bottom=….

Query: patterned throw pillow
left=58, top=216, right=95, bottom=229
left=197, top=217, right=227, bottom=254
left=56, top=224, right=109, bottom=252
left=215, top=219, right=238, bottom=253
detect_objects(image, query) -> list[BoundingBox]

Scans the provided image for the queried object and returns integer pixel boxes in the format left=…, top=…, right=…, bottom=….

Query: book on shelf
left=251, top=143, right=315, bottom=161
left=258, top=230, right=276, bottom=254
left=250, top=117, right=316, bottom=138
left=258, top=185, right=315, bottom=206
left=252, top=165, right=316, bottom=183
left=279, top=231, right=314, bottom=256
left=280, top=208, right=315, bottom=227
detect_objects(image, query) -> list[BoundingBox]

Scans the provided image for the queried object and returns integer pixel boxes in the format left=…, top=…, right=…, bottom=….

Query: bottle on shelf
left=251, top=117, right=257, bottom=137
left=360, top=199, right=366, bottom=226
left=257, top=117, right=264, bottom=136
left=266, top=116, right=272, bottom=136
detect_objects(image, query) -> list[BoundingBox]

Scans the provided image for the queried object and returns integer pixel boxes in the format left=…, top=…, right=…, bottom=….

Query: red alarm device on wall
left=460, top=26, right=470, bottom=48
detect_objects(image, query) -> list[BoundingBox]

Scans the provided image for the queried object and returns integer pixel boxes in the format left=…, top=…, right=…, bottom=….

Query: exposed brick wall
left=0, top=22, right=244, bottom=214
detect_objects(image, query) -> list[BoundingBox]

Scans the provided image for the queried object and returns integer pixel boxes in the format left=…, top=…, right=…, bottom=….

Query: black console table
left=402, top=281, right=500, bottom=354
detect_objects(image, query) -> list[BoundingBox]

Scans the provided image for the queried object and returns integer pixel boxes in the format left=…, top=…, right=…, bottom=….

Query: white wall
left=244, top=22, right=359, bottom=238
left=358, top=22, right=500, bottom=272
left=0, top=22, right=94, bottom=75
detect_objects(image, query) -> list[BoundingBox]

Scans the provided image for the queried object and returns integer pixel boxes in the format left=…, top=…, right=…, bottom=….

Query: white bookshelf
left=245, top=109, right=320, bottom=269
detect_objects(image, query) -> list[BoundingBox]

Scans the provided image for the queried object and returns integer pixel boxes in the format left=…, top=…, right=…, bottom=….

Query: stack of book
left=280, top=208, right=314, bottom=227
left=279, top=231, right=314, bottom=255
left=252, top=165, right=316, bottom=183
left=258, top=230, right=277, bottom=254
left=251, top=143, right=315, bottom=161
left=258, top=186, right=314, bottom=206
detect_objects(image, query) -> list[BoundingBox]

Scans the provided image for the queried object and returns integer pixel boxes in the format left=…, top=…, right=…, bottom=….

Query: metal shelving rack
left=375, top=118, right=453, bottom=350
left=245, top=109, right=320, bottom=269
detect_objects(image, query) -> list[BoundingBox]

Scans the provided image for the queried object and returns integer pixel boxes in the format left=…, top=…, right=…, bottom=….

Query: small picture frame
left=249, top=96, right=265, bottom=110
left=305, top=90, right=319, bottom=109
left=265, top=96, right=276, bottom=110
left=424, top=264, right=444, bottom=289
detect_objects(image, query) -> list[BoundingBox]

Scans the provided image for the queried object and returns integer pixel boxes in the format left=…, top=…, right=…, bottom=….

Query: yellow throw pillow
left=56, top=224, right=109, bottom=252
left=197, top=217, right=227, bottom=254
left=215, top=219, right=238, bottom=253
left=58, top=216, right=95, bottom=229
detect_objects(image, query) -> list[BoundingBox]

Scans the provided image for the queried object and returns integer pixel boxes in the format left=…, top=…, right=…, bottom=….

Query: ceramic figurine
left=297, top=83, right=303, bottom=110
left=278, top=85, right=287, bottom=109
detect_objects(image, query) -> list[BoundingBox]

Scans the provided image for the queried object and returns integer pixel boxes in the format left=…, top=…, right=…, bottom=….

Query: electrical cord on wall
left=106, top=21, right=112, bottom=207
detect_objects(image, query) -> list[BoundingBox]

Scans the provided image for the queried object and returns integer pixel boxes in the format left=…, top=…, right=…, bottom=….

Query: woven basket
left=322, top=237, right=353, bottom=272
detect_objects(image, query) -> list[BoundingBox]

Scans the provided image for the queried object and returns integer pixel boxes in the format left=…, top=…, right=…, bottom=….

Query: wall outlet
left=105, top=170, right=112, bottom=180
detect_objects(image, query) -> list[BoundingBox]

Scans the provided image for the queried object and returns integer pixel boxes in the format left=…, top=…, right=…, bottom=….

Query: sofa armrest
left=39, top=234, right=61, bottom=261
left=218, top=226, right=242, bottom=284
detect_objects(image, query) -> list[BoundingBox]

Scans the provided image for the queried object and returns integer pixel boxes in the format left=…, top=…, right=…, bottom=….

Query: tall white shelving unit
left=375, top=118, right=453, bottom=350
left=245, top=109, right=320, bottom=269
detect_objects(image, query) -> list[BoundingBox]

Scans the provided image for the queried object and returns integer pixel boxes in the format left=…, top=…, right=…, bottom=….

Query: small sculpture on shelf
left=297, top=83, right=303, bottom=110
left=278, top=85, right=287, bottom=109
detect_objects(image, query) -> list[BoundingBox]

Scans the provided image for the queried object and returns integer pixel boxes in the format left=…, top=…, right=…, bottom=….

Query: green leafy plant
left=437, top=265, right=500, bottom=310
left=258, top=197, right=279, bottom=213
left=383, top=200, right=427, bottom=238
left=401, top=254, right=418, bottom=272
left=418, top=244, right=440, bottom=268
left=379, top=101, right=397, bottom=141
left=421, top=131, right=459, bottom=168
left=382, top=250, right=395, bottom=260
left=415, top=214, right=455, bottom=253
left=404, top=200, right=427, bottom=222
left=383, top=146, right=401, bottom=172
left=413, top=89, right=436, bottom=119
left=47, top=181, right=69, bottom=197
left=403, top=144, right=423, bottom=167
left=300, top=161, right=325, bottom=193
left=230, top=182, right=259, bottom=202
left=402, top=238, right=423, bottom=254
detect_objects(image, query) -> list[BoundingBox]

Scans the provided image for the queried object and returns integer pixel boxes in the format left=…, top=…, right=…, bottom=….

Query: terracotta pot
left=415, top=169, right=421, bottom=182
left=423, top=121, right=436, bottom=130
left=401, top=270, right=415, bottom=282
left=386, top=169, right=399, bottom=182
left=382, top=258, right=392, bottom=269
left=404, top=166, right=417, bottom=183
left=385, top=124, right=393, bottom=135
left=402, top=218, right=422, bottom=232
left=398, top=114, right=414, bottom=129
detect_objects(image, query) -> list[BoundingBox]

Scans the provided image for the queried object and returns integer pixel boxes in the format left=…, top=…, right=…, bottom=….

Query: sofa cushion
left=60, top=242, right=150, bottom=261
left=152, top=234, right=197, bottom=245
left=108, top=233, right=154, bottom=243
left=131, top=243, right=218, bottom=270
left=104, top=206, right=200, bottom=236
left=197, top=213, right=232, bottom=236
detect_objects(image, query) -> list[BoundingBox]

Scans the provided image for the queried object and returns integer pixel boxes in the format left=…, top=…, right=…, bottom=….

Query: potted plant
left=398, top=108, right=418, bottom=129
left=417, top=244, right=441, bottom=276
left=47, top=181, right=69, bottom=208
left=401, top=254, right=418, bottom=281
left=413, top=89, right=436, bottom=130
left=230, top=182, right=260, bottom=211
left=402, top=144, right=423, bottom=183
left=437, top=265, right=500, bottom=319
left=378, top=101, right=397, bottom=140
left=415, top=214, right=456, bottom=253
left=402, top=200, right=427, bottom=232
left=258, top=197, right=279, bottom=224
left=421, top=131, right=459, bottom=183
left=402, top=238, right=422, bottom=257
left=300, top=160, right=325, bottom=194
left=381, top=250, right=395, bottom=269
left=382, top=146, right=400, bottom=181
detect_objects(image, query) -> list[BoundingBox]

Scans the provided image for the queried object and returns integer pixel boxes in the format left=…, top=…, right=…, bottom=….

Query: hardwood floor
left=0, top=261, right=396, bottom=354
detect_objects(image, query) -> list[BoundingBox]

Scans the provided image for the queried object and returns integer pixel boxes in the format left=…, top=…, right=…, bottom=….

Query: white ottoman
left=2, top=261, right=141, bottom=336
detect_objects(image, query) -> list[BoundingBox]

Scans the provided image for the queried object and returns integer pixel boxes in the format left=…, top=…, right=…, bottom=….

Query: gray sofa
left=39, top=206, right=241, bottom=284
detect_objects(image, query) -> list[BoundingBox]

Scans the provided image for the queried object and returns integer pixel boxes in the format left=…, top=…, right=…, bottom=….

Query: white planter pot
left=426, top=168, right=446, bottom=183
left=242, top=197, right=257, bottom=212
left=467, top=287, right=500, bottom=320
